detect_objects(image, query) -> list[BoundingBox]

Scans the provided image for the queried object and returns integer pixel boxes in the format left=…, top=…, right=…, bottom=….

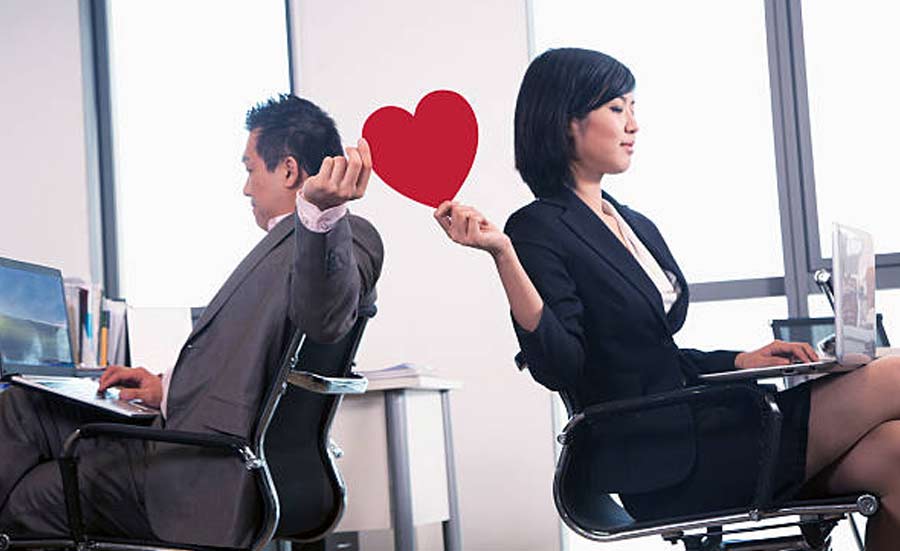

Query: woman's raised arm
left=434, top=201, right=543, bottom=331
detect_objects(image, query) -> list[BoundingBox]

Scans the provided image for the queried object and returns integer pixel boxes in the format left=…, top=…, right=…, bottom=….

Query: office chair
left=0, top=308, right=375, bottom=551
left=553, top=382, right=877, bottom=551
left=549, top=270, right=882, bottom=551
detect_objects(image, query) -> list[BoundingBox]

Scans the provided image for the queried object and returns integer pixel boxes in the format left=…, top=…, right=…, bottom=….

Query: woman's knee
left=862, top=356, right=900, bottom=397
left=834, top=422, right=900, bottom=495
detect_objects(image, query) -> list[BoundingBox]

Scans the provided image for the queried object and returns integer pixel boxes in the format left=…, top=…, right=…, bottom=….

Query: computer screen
left=0, top=258, right=74, bottom=369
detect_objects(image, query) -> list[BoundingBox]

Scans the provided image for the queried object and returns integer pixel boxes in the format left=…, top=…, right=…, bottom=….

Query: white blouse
left=601, top=199, right=681, bottom=314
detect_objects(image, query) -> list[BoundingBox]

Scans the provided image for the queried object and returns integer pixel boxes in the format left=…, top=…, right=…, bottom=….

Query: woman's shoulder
left=504, top=197, right=565, bottom=239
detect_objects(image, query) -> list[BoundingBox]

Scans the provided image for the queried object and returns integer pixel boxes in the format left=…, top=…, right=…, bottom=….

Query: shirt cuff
left=160, top=369, right=171, bottom=419
left=296, top=192, right=348, bottom=233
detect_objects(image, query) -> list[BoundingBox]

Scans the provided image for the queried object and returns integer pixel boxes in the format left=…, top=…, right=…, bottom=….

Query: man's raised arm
left=290, top=138, right=384, bottom=343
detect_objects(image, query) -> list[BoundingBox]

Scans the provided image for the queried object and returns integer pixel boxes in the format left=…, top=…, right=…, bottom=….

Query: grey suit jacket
left=143, top=213, right=383, bottom=546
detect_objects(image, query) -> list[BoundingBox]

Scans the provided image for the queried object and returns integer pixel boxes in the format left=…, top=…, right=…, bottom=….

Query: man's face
left=242, top=130, right=300, bottom=230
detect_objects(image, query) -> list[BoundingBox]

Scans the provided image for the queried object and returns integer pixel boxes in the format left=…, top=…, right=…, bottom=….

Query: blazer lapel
left=552, top=190, right=671, bottom=331
left=189, top=215, right=295, bottom=340
left=606, top=195, right=691, bottom=331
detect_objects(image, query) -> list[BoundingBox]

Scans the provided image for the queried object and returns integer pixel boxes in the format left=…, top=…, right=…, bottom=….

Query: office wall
left=0, top=0, right=96, bottom=282
left=290, top=1, right=561, bottom=549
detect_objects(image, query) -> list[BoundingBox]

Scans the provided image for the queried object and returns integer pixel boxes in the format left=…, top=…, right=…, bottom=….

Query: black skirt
left=619, top=382, right=812, bottom=520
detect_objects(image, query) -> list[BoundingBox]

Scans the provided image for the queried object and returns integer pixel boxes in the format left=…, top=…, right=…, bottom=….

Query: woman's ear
left=569, top=116, right=586, bottom=138
left=568, top=118, right=584, bottom=149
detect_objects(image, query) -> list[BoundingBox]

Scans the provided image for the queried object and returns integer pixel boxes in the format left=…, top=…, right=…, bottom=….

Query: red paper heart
left=363, top=90, right=478, bottom=208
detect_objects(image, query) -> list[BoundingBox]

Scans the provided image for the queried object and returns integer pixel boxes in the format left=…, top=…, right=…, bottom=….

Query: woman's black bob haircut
left=514, top=48, right=635, bottom=198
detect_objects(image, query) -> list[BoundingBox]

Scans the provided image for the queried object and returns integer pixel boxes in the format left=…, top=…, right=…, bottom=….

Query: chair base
left=663, top=515, right=843, bottom=551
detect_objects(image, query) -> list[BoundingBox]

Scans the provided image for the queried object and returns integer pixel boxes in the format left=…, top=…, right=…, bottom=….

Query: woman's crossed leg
left=806, top=355, right=900, bottom=549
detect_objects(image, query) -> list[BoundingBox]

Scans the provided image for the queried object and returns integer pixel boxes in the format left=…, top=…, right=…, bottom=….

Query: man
left=0, top=95, right=384, bottom=546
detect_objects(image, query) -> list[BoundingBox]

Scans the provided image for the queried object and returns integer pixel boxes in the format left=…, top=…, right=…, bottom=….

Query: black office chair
left=0, top=308, right=375, bottom=551
left=553, top=383, right=877, bottom=551
left=548, top=270, right=882, bottom=550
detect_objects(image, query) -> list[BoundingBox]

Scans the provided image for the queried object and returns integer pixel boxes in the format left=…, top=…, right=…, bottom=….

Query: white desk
left=330, top=376, right=462, bottom=551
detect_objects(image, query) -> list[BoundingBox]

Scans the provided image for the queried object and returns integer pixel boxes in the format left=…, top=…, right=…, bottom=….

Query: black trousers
left=0, top=386, right=155, bottom=538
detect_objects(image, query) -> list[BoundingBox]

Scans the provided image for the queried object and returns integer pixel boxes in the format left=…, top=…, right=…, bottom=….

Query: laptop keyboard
left=15, top=375, right=158, bottom=416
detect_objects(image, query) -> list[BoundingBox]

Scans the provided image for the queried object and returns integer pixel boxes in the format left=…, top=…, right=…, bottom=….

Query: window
left=802, top=1, right=900, bottom=257
left=530, top=0, right=782, bottom=283
left=105, top=0, right=290, bottom=306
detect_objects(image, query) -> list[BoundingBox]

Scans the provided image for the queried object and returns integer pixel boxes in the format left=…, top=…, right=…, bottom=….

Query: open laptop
left=699, top=223, right=877, bottom=382
left=0, top=257, right=157, bottom=418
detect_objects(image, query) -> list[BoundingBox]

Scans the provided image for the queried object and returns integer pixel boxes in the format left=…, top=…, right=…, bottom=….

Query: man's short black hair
left=245, top=94, right=343, bottom=177
left=514, top=48, right=635, bottom=198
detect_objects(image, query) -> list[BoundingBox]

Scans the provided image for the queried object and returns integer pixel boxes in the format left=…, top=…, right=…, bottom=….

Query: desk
left=329, top=377, right=462, bottom=551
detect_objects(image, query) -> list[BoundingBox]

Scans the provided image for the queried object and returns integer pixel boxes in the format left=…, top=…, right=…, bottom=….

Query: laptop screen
left=0, top=257, right=74, bottom=371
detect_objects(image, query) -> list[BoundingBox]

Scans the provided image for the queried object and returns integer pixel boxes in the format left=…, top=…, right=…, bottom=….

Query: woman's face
left=569, top=92, right=638, bottom=181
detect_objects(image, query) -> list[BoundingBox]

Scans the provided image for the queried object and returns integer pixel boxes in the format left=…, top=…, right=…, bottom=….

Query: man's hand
left=734, top=340, right=819, bottom=370
left=301, top=138, right=372, bottom=211
left=98, top=365, right=163, bottom=409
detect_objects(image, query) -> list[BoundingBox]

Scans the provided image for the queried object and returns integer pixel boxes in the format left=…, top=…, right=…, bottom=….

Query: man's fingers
left=317, top=157, right=334, bottom=183
left=118, top=388, right=146, bottom=401
left=98, top=369, right=137, bottom=391
left=99, top=365, right=125, bottom=388
left=342, top=147, right=363, bottom=197
left=358, top=138, right=373, bottom=190
left=330, top=156, right=348, bottom=187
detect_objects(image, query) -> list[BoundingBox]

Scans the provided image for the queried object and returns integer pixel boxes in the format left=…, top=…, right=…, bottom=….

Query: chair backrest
left=254, top=309, right=374, bottom=542
left=771, top=313, right=890, bottom=348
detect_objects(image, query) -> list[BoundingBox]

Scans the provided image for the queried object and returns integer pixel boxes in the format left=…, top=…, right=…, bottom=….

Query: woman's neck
left=572, top=178, right=604, bottom=210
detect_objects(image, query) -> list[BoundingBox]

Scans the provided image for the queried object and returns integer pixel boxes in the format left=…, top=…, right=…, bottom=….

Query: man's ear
left=283, top=156, right=306, bottom=190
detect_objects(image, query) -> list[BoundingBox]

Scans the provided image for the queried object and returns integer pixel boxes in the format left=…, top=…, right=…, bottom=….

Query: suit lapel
left=189, top=215, right=295, bottom=339
left=552, top=190, right=671, bottom=331
left=607, top=196, right=692, bottom=331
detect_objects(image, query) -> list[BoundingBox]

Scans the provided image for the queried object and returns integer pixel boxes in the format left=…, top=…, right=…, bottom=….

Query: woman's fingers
left=766, top=340, right=818, bottom=363
left=435, top=201, right=498, bottom=250
left=434, top=202, right=453, bottom=234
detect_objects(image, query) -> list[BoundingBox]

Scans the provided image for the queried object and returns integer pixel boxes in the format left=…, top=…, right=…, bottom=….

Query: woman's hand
left=734, top=340, right=819, bottom=370
left=434, top=201, right=512, bottom=257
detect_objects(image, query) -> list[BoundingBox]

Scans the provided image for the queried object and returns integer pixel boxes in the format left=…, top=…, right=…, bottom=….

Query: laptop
left=699, top=223, right=877, bottom=382
left=0, top=257, right=157, bottom=418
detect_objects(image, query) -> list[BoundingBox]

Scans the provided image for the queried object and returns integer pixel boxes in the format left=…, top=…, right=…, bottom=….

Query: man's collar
left=267, top=212, right=293, bottom=232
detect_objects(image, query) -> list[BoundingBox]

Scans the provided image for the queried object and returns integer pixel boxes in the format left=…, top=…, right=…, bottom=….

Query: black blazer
left=506, top=188, right=738, bottom=494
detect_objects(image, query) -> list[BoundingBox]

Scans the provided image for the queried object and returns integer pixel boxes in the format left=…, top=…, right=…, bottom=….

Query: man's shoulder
left=347, top=212, right=378, bottom=236
left=347, top=213, right=383, bottom=253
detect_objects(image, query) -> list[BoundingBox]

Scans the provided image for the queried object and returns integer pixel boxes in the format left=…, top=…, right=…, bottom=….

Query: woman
left=434, top=48, right=900, bottom=548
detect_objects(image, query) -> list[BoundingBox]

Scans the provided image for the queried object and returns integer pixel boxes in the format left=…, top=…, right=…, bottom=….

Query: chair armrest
left=58, top=422, right=264, bottom=543
left=558, top=383, right=777, bottom=445
left=286, top=370, right=368, bottom=394
left=558, top=383, right=782, bottom=510
left=60, top=422, right=257, bottom=466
